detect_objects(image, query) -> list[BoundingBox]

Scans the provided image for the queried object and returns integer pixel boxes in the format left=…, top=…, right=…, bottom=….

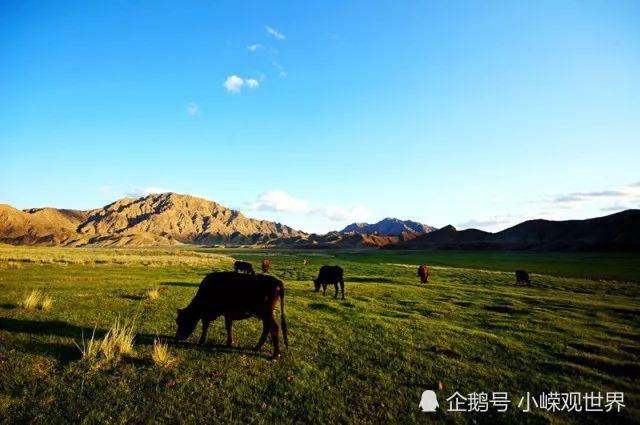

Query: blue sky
left=1, top=0, right=639, bottom=233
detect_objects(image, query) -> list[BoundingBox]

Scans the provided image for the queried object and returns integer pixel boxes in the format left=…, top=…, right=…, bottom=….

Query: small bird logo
left=419, top=390, right=439, bottom=412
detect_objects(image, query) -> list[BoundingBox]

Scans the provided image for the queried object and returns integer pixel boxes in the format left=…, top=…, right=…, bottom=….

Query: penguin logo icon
left=419, top=390, right=439, bottom=412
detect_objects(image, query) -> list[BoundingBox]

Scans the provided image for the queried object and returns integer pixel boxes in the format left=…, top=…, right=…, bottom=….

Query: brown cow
left=418, top=265, right=430, bottom=284
left=262, top=259, right=270, bottom=273
left=175, top=272, right=288, bottom=359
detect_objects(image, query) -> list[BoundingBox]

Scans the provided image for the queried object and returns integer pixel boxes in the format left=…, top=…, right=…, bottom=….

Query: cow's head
left=313, top=279, right=321, bottom=292
left=175, top=308, right=198, bottom=341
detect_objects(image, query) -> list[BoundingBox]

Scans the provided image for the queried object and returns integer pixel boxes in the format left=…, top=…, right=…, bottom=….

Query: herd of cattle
left=175, top=259, right=532, bottom=359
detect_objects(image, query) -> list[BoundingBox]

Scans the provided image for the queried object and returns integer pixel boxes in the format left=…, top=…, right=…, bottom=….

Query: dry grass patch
left=75, top=319, right=136, bottom=363
left=75, top=327, right=100, bottom=360
left=22, top=290, right=42, bottom=310
left=152, top=338, right=176, bottom=368
left=21, top=290, right=54, bottom=311
left=146, top=287, right=160, bottom=301
left=40, top=295, right=53, bottom=311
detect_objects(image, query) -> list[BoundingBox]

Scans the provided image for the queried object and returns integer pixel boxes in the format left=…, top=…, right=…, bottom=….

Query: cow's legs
left=253, top=315, right=270, bottom=352
left=334, top=282, right=339, bottom=298
left=340, top=279, right=345, bottom=300
left=268, top=310, right=281, bottom=359
left=322, top=283, right=327, bottom=296
left=198, top=319, right=210, bottom=346
left=224, top=315, right=234, bottom=347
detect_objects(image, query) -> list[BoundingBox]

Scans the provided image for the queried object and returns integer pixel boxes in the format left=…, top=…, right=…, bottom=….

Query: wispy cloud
left=601, top=204, right=631, bottom=212
left=458, top=217, right=511, bottom=230
left=271, top=61, right=288, bottom=78
left=247, top=43, right=263, bottom=52
left=552, top=190, right=628, bottom=205
left=245, top=78, right=260, bottom=89
left=266, top=25, right=286, bottom=40
left=315, top=205, right=373, bottom=222
left=247, top=190, right=371, bottom=222
left=126, top=187, right=171, bottom=198
left=224, top=75, right=260, bottom=93
left=186, top=101, right=200, bottom=116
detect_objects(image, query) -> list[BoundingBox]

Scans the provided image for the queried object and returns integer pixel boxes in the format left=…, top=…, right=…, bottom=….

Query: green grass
left=0, top=247, right=638, bottom=424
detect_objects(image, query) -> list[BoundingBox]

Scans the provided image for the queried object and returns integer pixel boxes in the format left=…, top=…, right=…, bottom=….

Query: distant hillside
left=0, top=193, right=304, bottom=247
left=387, top=210, right=640, bottom=251
left=2, top=195, right=638, bottom=251
left=341, top=218, right=435, bottom=235
left=0, top=205, right=89, bottom=246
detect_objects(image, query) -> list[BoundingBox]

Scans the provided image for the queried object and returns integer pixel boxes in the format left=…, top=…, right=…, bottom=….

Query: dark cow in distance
left=515, top=270, right=531, bottom=286
left=175, top=272, right=288, bottom=359
left=418, top=265, right=430, bottom=284
left=313, top=265, right=345, bottom=299
left=261, top=259, right=270, bottom=273
left=234, top=260, right=255, bottom=275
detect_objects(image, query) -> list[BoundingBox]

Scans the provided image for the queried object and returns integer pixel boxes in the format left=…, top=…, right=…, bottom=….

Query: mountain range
left=1, top=193, right=638, bottom=251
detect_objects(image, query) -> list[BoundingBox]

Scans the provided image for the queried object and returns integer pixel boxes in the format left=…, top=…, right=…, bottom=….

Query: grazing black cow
left=417, top=264, right=430, bottom=284
left=234, top=260, right=255, bottom=275
left=261, top=259, right=270, bottom=273
left=515, top=270, right=531, bottom=286
left=175, top=272, right=288, bottom=359
left=313, top=265, right=345, bottom=299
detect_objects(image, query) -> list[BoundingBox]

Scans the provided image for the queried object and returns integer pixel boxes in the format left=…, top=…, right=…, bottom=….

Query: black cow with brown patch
left=175, top=272, right=288, bottom=359
left=313, top=265, right=345, bottom=299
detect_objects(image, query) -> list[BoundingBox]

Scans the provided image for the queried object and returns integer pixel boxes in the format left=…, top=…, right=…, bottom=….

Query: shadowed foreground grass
left=0, top=247, right=638, bottom=424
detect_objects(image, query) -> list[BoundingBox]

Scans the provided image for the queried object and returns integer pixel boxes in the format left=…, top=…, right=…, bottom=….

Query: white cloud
left=186, top=101, right=200, bottom=116
left=249, top=190, right=310, bottom=213
left=224, top=75, right=245, bottom=93
left=224, top=75, right=260, bottom=93
left=247, top=43, right=263, bottom=52
left=266, top=25, right=286, bottom=40
left=246, top=190, right=372, bottom=223
left=245, top=78, right=260, bottom=89
left=126, top=187, right=171, bottom=198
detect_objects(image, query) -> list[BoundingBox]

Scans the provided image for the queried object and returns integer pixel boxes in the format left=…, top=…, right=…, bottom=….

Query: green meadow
left=0, top=246, right=639, bottom=424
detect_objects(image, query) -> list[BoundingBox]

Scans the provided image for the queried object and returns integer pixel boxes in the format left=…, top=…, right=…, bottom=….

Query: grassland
left=0, top=246, right=639, bottom=424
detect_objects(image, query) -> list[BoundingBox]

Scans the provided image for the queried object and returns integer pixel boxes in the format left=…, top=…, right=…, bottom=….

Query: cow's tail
left=279, top=283, right=289, bottom=348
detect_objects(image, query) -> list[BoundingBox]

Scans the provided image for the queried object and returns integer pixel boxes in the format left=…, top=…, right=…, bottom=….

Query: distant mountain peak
left=341, top=218, right=435, bottom=236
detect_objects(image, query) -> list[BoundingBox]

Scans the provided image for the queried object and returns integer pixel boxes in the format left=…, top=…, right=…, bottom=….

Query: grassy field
left=0, top=246, right=639, bottom=424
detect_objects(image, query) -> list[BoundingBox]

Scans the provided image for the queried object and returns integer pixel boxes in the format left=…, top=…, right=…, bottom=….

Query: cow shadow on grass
left=161, top=281, right=198, bottom=288
left=0, top=317, right=271, bottom=360
left=347, top=277, right=395, bottom=283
